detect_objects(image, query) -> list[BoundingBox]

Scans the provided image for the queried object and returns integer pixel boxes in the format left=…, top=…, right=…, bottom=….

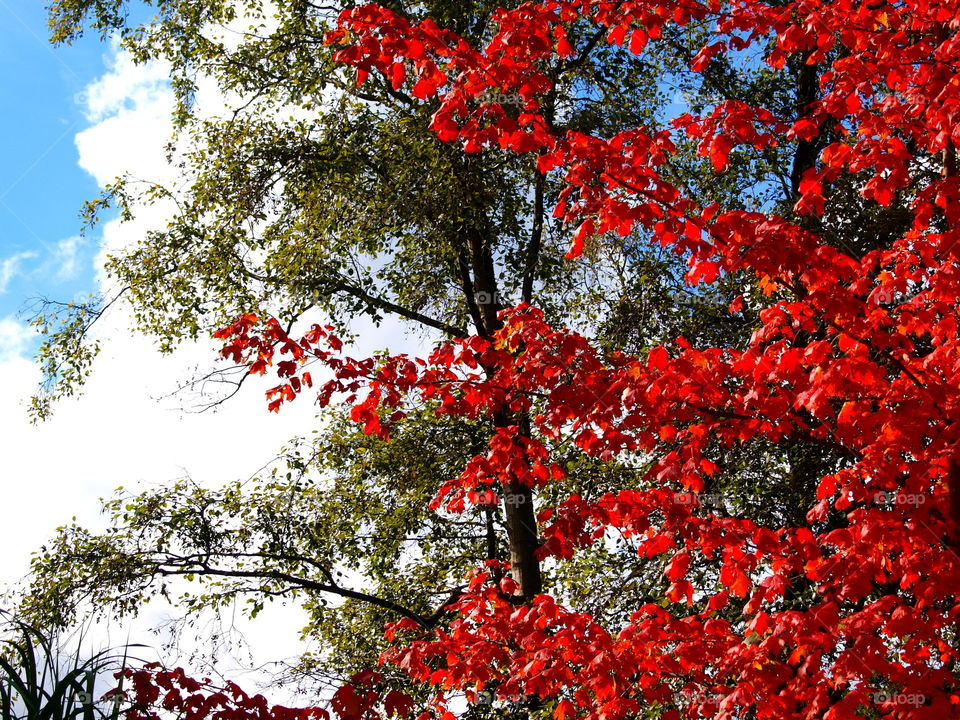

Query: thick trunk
left=449, top=149, right=544, bottom=600
left=503, top=480, right=543, bottom=598
left=789, top=57, right=820, bottom=198
left=465, top=209, right=543, bottom=599
left=469, top=225, right=503, bottom=334
left=484, top=322, right=543, bottom=601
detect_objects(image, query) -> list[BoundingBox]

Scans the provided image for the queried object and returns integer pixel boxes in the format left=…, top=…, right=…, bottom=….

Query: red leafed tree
left=108, top=0, right=960, bottom=718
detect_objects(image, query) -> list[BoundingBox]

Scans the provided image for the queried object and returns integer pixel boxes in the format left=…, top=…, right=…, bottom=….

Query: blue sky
left=0, top=0, right=111, bottom=328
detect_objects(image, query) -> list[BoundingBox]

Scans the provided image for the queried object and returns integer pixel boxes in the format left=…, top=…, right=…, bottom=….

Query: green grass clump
left=0, top=613, right=141, bottom=720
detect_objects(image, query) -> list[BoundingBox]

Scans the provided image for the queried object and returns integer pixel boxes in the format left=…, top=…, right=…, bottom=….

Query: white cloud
left=0, top=251, right=37, bottom=293
left=1, top=40, right=421, bottom=690
left=0, top=315, right=35, bottom=363
left=80, top=45, right=172, bottom=125
left=51, top=235, right=83, bottom=280
left=0, top=238, right=85, bottom=295
left=74, top=45, right=175, bottom=188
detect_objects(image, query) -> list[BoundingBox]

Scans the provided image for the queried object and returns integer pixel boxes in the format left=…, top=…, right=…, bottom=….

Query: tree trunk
left=462, top=195, right=544, bottom=600
left=503, top=481, right=543, bottom=599
left=790, top=55, right=820, bottom=198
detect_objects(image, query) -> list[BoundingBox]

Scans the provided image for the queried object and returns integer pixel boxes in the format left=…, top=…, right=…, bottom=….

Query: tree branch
left=330, top=279, right=467, bottom=337
left=151, top=561, right=434, bottom=628
left=522, top=172, right=545, bottom=304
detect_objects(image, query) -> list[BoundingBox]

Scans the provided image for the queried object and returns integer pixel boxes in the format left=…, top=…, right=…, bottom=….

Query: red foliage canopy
left=133, top=0, right=960, bottom=718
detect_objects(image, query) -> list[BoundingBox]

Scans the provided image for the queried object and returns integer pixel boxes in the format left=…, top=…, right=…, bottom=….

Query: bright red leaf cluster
left=146, top=0, right=960, bottom=718
left=115, top=665, right=419, bottom=720
left=210, top=294, right=960, bottom=717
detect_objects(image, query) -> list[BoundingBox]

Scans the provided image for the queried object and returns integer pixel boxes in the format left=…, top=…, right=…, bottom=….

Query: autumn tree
left=32, top=0, right=762, bottom=679
left=24, top=0, right=960, bottom=717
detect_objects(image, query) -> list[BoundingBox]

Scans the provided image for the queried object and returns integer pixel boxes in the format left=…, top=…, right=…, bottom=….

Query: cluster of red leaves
left=115, top=666, right=418, bottom=720
left=177, top=0, right=960, bottom=718
left=327, top=0, right=960, bottom=269
left=210, top=297, right=960, bottom=718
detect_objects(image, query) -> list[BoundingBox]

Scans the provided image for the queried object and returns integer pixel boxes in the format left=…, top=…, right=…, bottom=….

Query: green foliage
left=26, top=296, right=107, bottom=422
left=24, top=409, right=491, bottom=680
left=33, top=0, right=733, bottom=410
